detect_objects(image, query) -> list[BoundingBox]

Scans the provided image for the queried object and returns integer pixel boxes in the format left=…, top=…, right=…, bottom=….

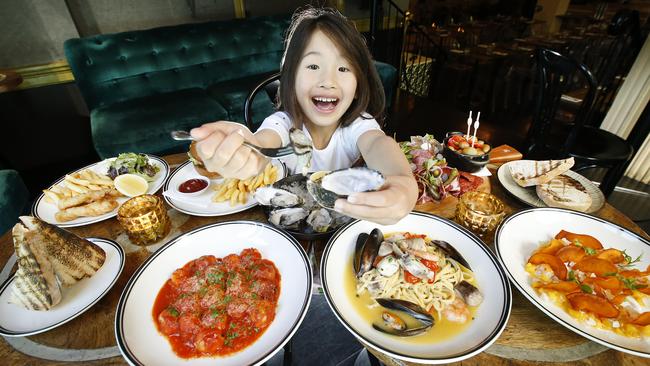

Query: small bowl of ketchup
left=176, top=177, right=210, bottom=196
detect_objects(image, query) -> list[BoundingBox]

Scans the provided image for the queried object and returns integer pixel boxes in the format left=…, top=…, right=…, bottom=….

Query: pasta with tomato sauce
left=153, top=248, right=280, bottom=358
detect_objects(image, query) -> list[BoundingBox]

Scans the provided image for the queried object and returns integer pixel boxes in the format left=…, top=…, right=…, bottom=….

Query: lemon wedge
left=114, top=174, right=148, bottom=197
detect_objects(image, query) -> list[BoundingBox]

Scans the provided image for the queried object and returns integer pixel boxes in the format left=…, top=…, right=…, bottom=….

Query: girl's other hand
left=333, top=175, right=415, bottom=225
left=190, top=121, right=268, bottom=179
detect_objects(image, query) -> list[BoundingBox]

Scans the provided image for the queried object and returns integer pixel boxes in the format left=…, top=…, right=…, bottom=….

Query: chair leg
left=599, top=162, right=628, bottom=198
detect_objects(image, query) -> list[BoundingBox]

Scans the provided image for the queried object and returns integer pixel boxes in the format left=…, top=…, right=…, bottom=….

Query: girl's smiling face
left=295, top=30, right=358, bottom=131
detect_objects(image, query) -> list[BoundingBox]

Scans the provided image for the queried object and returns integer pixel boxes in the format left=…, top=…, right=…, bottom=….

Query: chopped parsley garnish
left=621, top=250, right=642, bottom=268
left=579, top=284, right=593, bottom=294
left=195, top=270, right=203, bottom=277
left=223, top=295, right=232, bottom=304
left=167, top=307, right=179, bottom=317
left=199, top=287, right=208, bottom=297
left=583, top=246, right=597, bottom=256
left=207, top=272, right=223, bottom=284
left=567, top=271, right=575, bottom=281
left=210, top=309, right=220, bottom=318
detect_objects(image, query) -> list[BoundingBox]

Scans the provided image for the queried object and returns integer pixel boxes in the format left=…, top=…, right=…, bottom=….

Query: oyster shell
left=290, top=128, right=312, bottom=175
left=254, top=186, right=303, bottom=208
left=268, top=207, right=309, bottom=229
left=306, top=208, right=332, bottom=233
left=307, top=168, right=385, bottom=208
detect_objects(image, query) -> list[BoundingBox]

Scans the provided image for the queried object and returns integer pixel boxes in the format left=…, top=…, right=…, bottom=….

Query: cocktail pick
left=472, top=112, right=481, bottom=145
left=466, top=111, right=472, bottom=139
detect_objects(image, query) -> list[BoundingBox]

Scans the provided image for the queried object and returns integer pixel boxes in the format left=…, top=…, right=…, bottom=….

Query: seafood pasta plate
left=33, top=154, right=169, bottom=227
left=321, top=212, right=511, bottom=363
left=495, top=208, right=650, bottom=358
left=115, top=221, right=312, bottom=366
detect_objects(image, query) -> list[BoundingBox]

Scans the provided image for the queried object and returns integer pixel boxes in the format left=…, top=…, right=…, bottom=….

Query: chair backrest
left=588, top=9, right=643, bottom=127
left=244, top=72, right=280, bottom=131
left=524, top=48, right=597, bottom=158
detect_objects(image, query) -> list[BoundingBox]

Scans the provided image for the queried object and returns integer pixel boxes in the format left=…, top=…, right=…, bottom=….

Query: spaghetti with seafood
left=354, top=229, right=483, bottom=336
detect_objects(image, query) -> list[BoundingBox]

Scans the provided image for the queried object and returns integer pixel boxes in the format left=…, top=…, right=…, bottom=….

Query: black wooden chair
left=523, top=48, right=634, bottom=197
left=244, top=72, right=281, bottom=132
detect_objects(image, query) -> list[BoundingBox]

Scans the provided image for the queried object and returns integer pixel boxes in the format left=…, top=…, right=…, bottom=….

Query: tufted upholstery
left=65, top=15, right=398, bottom=159
left=0, top=170, right=29, bottom=236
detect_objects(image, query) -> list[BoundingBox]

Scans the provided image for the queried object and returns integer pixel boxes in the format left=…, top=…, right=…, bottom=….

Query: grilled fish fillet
left=18, top=216, right=106, bottom=287
left=536, top=174, right=592, bottom=212
left=10, top=223, right=62, bottom=310
left=508, top=158, right=575, bottom=187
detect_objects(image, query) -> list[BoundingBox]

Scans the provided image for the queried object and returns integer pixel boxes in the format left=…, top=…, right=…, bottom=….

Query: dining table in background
left=0, top=153, right=648, bottom=365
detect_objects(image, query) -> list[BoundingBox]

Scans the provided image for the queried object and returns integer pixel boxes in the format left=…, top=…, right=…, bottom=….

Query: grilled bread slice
left=508, top=158, right=575, bottom=187
left=18, top=216, right=106, bottom=287
left=536, top=174, right=592, bottom=212
left=10, top=222, right=62, bottom=311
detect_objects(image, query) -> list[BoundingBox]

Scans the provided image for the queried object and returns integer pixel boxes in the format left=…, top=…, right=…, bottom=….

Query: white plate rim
left=496, top=161, right=604, bottom=213
left=31, top=154, right=170, bottom=227
left=320, top=211, right=513, bottom=364
left=494, top=207, right=650, bottom=358
left=162, top=160, right=286, bottom=217
left=114, top=220, right=313, bottom=366
left=0, top=237, right=125, bottom=337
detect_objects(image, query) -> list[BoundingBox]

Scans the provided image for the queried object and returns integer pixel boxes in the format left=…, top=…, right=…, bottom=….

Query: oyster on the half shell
left=290, top=128, right=313, bottom=175
left=254, top=186, right=303, bottom=208
left=307, top=167, right=385, bottom=208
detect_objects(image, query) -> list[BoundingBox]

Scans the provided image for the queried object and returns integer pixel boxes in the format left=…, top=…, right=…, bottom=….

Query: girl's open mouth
left=312, top=96, right=339, bottom=112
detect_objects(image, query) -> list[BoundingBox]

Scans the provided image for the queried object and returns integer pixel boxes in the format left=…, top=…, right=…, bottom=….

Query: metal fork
left=170, top=130, right=294, bottom=158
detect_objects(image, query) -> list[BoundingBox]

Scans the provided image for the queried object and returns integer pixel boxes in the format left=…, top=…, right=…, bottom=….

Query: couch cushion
left=0, top=170, right=29, bottom=236
left=65, top=16, right=290, bottom=110
left=374, top=61, right=398, bottom=109
left=91, top=88, right=228, bottom=159
left=207, top=73, right=277, bottom=128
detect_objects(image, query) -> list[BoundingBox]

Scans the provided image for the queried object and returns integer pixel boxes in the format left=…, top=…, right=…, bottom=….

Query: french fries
left=212, top=163, right=279, bottom=206
left=42, top=169, right=114, bottom=205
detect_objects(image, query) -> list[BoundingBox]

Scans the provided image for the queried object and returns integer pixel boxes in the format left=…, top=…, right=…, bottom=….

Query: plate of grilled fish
left=32, top=154, right=169, bottom=227
left=497, top=159, right=604, bottom=213
left=0, top=216, right=124, bottom=337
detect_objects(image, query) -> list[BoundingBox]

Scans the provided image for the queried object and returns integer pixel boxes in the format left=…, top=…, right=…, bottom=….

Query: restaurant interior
left=0, top=0, right=650, bottom=365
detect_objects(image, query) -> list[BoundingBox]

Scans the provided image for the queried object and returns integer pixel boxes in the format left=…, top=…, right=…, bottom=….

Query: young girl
left=191, top=7, right=417, bottom=225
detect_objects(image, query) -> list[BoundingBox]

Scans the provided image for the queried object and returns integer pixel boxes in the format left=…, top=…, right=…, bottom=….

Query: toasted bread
left=536, top=175, right=592, bottom=212
left=508, top=158, right=575, bottom=187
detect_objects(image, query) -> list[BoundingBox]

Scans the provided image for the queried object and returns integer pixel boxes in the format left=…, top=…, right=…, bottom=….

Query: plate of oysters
left=254, top=167, right=386, bottom=240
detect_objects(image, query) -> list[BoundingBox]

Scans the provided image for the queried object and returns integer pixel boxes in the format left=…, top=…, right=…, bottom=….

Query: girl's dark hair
left=278, top=7, right=385, bottom=128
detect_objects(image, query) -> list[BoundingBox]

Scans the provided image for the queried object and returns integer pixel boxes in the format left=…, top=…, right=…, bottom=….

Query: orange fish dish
left=526, top=230, right=650, bottom=337
left=153, top=248, right=281, bottom=358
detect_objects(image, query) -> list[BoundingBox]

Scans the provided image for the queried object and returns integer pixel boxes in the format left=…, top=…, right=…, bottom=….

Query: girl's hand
left=333, top=175, right=416, bottom=225
left=190, top=121, right=268, bottom=179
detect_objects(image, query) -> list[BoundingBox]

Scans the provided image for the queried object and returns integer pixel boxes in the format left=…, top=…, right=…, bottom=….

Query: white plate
left=497, top=162, right=604, bottom=213
left=0, top=238, right=124, bottom=337
left=163, top=160, right=286, bottom=216
left=321, top=212, right=512, bottom=364
left=32, top=155, right=170, bottom=227
left=115, top=221, right=312, bottom=366
left=495, top=208, right=650, bottom=358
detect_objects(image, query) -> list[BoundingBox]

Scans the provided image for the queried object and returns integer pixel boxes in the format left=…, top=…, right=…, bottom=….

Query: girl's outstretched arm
left=334, top=130, right=418, bottom=225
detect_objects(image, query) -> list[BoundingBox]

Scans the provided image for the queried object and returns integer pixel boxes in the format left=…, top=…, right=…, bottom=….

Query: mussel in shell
left=372, top=298, right=434, bottom=337
left=353, top=228, right=383, bottom=277
left=431, top=239, right=471, bottom=270
left=307, top=167, right=385, bottom=208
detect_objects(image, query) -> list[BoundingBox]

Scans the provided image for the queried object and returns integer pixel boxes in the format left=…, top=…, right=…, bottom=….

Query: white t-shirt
left=256, top=111, right=382, bottom=173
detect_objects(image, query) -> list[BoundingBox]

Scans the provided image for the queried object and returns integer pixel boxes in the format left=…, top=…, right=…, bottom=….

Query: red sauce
left=179, top=178, right=208, bottom=193
left=152, top=248, right=281, bottom=359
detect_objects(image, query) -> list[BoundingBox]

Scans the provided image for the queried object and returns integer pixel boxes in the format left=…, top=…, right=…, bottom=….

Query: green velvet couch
left=0, top=169, right=29, bottom=235
left=64, top=15, right=397, bottom=159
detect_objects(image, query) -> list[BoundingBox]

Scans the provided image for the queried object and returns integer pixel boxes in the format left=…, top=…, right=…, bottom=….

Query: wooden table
left=1, top=154, right=648, bottom=365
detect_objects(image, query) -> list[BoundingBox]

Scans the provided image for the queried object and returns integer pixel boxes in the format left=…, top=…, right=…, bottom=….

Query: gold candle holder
left=456, top=191, right=506, bottom=243
left=117, top=194, right=170, bottom=245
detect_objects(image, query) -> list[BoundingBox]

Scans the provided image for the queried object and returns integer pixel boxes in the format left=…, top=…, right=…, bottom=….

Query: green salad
left=106, top=153, right=160, bottom=182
